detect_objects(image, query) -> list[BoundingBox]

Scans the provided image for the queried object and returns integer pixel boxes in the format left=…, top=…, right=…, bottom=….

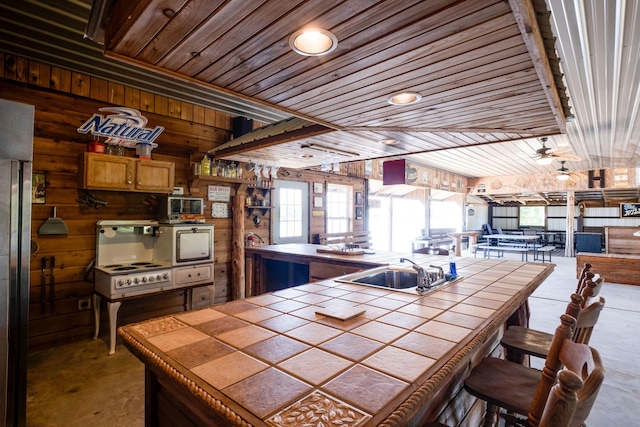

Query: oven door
left=175, top=226, right=213, bottom=263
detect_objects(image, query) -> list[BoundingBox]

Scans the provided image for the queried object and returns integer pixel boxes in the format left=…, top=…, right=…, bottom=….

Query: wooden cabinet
left=80, top=152, right=175, bottom=193
left=135, top=159, right=175, bottom=192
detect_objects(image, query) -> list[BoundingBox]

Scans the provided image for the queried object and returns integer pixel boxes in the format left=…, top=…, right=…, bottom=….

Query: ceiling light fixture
left=289, top=28, right=338, bottom=56
left=536, top=156, right=554, bottom=166
left=380, top=138, right=398, bottom=145
left=387, top=91, right=422, bottom=105
left=556, top=161, right=570, bottom=180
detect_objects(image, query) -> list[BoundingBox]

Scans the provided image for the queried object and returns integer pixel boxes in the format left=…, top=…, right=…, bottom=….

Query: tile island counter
left=119, top=246, right=554, bottom=426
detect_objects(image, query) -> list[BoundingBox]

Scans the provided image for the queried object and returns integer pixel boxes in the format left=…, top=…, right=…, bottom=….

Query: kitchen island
left=119, top=246, right=553, bottom=426
left=244, top=243, right=402, bottom=296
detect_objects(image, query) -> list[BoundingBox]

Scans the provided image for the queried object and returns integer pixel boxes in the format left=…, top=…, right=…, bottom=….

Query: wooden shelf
left=189, top=174, right=272, bottom=193
left=247, top=206, right=272, bottom=216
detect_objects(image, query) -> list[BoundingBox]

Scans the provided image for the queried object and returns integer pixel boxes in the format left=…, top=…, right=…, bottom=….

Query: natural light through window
left=430, top=200, right=461, bottom=230
left=279, top=188, right=303, bottom=238
left=326, top=184, right=352, bottom=233
left=520, top=206, right=545, bottom=227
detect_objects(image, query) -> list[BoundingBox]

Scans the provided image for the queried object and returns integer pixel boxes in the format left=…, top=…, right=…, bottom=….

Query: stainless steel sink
left=335, top=266, right=452, bottom=294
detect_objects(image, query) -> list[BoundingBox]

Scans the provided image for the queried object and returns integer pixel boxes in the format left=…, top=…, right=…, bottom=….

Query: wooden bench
left=314, top=230, right=372, bottom=249
left=476, top=244, right=531, bottom=261
left=533, top=245, right=555, bottom=263
left=425, top=228, right=455, bottom=249
left=576, top=252, right=640, bottom=286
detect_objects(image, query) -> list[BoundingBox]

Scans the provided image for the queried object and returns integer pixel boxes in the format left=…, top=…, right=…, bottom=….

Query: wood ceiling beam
left=509, top=0, right=567, bottom=133
left=212, top=124, right=333, bottom=157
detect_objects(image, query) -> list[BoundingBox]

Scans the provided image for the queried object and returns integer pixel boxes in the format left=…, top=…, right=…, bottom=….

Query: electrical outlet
left=78, top=298, right=91, bottom=311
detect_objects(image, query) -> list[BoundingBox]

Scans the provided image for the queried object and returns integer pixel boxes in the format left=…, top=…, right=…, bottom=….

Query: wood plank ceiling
left=101, top=0, right=570, bottom=170
left=3, top=0, right=638, bottom=204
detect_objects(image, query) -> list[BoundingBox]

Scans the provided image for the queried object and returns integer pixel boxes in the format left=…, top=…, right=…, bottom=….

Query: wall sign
left=77, top=107, right=164, bottom=148
left=620, top=203, right=640, bottom=218
left=208, top=185, right=231, bottom=201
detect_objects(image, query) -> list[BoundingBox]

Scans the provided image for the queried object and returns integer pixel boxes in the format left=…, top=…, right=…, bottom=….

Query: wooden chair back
left=565, top=287, right=605, bottom=346
left=573, top=297, right=605, bottom=345
left=528, top=314, right=605, bottom=427
left=579, top=276, right=604, bottom=308
left=575, top=263, right=592, bottom=294
left=537, top=370, right=583, bottom=427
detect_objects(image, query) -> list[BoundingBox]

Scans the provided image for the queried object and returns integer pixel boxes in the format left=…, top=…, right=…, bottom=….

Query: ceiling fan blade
left=555, top=153, right=582, bottom=162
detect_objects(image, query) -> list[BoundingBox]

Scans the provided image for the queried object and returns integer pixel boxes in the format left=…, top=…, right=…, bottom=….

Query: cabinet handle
left=127, top=180, right=132, bottom=184
left=137, top=182, right=142, bottom=185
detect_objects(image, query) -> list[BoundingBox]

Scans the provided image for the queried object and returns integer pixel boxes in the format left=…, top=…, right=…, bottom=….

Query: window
left=326, top=184, right=352, bottom=233
left=520, top=206, right=545, bottom=227
left=430, top=200, right=462, bottom=230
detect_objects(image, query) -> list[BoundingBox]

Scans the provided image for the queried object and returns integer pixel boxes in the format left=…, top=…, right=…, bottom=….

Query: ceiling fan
left=535, top=137, right=582, bottom=165
left=556, top=161, right=586, bottom=182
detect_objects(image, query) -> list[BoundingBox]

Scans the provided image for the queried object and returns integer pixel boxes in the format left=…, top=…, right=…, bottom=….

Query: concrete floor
left=26, top=253, right=639, bottom=426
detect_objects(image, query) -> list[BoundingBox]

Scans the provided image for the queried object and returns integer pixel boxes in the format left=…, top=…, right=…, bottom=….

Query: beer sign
left=77, top=107, right=164, bottom=148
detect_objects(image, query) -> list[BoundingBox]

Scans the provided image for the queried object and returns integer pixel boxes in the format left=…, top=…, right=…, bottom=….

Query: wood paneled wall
left=1, top=52, right=366, bottom=351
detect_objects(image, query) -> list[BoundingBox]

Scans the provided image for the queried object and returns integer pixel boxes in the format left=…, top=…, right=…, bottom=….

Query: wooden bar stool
left=575, top=263, right=592, bottom=294
left=501, top=283, right=605, bottom=360
left=464, top=314, right=605, bottom=427
left=424, top=369, right=585, bottom=427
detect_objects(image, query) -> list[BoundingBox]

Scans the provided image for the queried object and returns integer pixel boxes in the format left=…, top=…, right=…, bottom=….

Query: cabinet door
left=136, top=160, right=175, bottom=192
left=83, top=153, right=134, bottom=190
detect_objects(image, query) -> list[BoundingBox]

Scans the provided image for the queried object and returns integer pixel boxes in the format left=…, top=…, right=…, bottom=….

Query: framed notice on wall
left=620, top=203, right=640, bottom=218
left=208, top=185, right=231, bottom=202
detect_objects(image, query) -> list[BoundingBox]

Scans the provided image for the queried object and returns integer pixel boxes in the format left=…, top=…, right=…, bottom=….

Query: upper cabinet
left=80, top=152, right=175, bottom=193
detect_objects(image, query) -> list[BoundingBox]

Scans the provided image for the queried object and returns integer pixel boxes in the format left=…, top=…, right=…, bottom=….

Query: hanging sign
left=77, top=107, right=164, bottom=148
left=620, top=203, right=640, bottom=218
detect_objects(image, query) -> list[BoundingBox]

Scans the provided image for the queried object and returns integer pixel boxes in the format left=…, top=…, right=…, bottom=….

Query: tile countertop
left=119, top=255, right=554, bottom=426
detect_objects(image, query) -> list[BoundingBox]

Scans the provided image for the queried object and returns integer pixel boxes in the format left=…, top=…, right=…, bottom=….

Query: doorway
left=272, top=180, right=309, bottom=244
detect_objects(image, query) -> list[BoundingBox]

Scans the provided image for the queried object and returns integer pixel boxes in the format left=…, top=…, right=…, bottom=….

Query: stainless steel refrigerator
left=0, top=99, right=34, bottom=427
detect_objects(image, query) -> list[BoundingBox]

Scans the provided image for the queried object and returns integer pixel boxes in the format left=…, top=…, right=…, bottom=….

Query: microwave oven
left=158, top=195, right=205, bottom=224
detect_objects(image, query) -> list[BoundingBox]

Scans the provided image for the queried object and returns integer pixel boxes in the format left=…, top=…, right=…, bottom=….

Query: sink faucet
left=429, top=265, right=444, bottom=279
left=400, top=258, right=430, bottom=295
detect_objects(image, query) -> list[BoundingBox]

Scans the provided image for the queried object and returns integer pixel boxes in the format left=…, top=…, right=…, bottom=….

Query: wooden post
left=232, top=193, right=245, bottom=300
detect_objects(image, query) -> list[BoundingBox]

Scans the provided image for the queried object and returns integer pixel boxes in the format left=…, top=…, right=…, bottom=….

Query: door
left=272, top=180, right=309, bottom=244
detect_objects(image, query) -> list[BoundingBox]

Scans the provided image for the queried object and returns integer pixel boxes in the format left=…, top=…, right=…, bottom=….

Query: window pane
left=326, top=184, right=353, bottom=233
left=520, top=206, right=545, bottom=227
left=279, top=188, right=303, bottom=238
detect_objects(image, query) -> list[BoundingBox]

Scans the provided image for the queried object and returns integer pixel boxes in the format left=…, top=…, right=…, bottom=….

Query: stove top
left=97, top=261, right=172, bottom=274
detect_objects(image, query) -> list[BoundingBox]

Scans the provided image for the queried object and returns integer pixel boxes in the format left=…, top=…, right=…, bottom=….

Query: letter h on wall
left=588, top=169, right=606, bottom=188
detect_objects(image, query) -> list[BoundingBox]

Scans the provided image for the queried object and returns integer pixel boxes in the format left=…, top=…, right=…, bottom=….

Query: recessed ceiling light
left=387, top=91, right=422, bottom=105
left=380, top=139, right=398, bottom=145
left=289, top=28, right=338, bottom=56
